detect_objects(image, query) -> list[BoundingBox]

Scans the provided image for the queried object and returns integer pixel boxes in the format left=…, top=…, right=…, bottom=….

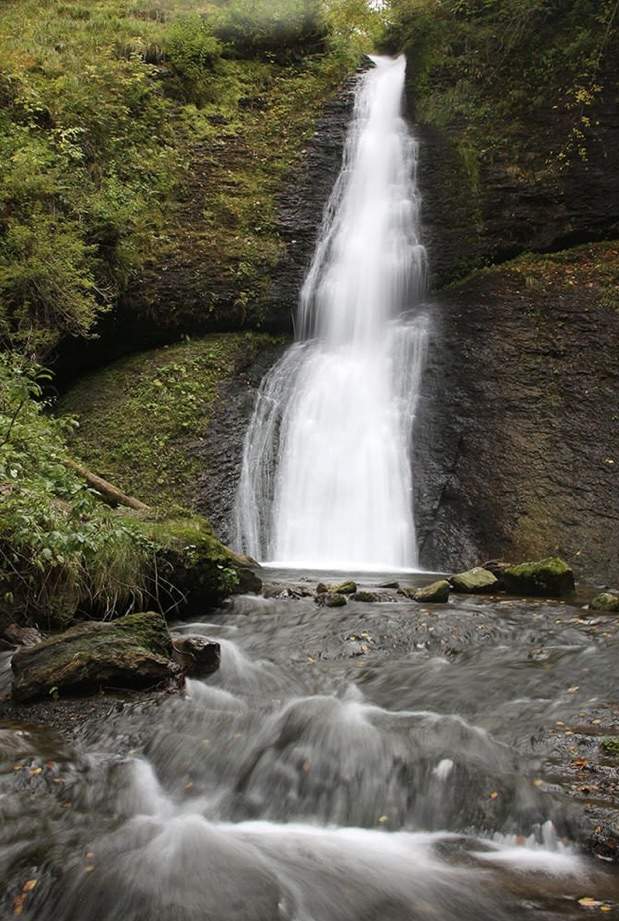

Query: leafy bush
left=164, top=14, right=223, bottom=104
left=211, top=0, right=328, bottom=61
left=0, top=354, right=155, bottom=628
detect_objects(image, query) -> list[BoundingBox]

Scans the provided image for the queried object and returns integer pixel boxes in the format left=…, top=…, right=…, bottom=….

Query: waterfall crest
left=235, top=55, right=428, bottom=570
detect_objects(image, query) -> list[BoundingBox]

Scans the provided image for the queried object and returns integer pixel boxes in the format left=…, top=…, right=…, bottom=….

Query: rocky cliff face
left=413, top=62, right=619, bottom=290
left=413, top=243, right=619, bottom=582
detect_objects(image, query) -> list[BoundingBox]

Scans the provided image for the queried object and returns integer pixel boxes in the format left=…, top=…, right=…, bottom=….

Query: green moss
left=60, top=332, right=284, bottom=509
left=503, top=557, right=575, bottom=597
left=601, top=737, right=619, bottom=756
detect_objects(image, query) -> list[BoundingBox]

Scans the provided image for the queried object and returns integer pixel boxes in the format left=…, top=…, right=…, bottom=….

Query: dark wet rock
left=590, top=593, right=619, bottom=613
left=330, top=580, right=357, bottom=595
left=171, top=635, right=221, bottom=678
left=352, top=591, right=380, bottom=603
left=413, top=242, right=619, bottom=584
left=315, top=582, right=328, bottom=595
left=315, top=592, right=347, bottom=608
left=401, top=580, right=450, bottom=604
left=378, top=580, right=400, bottom=590
left=11, top=612, right=179, bottom=702
left=264, top=584, right=313, bottom=600
left=450, top=567, right=498, bottom=594
left=502, top=557, right=575, bottom=598
left=2, top=624, right=43, bottom=648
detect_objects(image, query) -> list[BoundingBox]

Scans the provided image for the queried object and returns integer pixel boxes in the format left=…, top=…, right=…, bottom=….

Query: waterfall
left=235, top=55, right=428, bottom=571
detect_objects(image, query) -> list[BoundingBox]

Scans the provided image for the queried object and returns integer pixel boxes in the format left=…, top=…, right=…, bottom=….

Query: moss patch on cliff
left=59, top=332, right=283, bottom=510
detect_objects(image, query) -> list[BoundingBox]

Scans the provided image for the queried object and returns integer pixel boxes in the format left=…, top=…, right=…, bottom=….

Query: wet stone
left=590, top=592, right=619, bottom=613
left=172, top=635, right=221, bottom=678
left=450, top=567, right=498, bottom=594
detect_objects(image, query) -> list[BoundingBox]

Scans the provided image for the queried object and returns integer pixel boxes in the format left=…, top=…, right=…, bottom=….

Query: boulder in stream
left=172, top=635, right=221, bottom=678
left=315, top=592, right=347, bottom=608
left=401, top=580, right=450, bottom=604
left=11, top=611, right=179, bottom=702
left=352, top=591, right=380, bottom=603
left=450, top=567, right=498, bottom=594
left=330, top=580, right=357, bottom=595
left=590, top=592, right=619, bottom=613
left=502, top=556, right=575, bottom=597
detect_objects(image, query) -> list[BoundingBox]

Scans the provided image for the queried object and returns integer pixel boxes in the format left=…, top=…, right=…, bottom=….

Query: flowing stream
left=235, top=55, right=428, bottom=571
left=1, top=586, right=618, bottom=919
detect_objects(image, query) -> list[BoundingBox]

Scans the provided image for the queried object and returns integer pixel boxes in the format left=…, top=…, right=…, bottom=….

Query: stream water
left=1, top=584, right=618, bottom=918
left=235, top=55, right=428, bottom=570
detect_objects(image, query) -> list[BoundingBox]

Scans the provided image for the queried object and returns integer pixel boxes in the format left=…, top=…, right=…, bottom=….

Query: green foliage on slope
left=0, top=0, right=381, bottom=358
left=60, top=332, right=282, bottom=508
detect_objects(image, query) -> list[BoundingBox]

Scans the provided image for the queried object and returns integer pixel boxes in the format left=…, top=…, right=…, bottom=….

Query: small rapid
left=235, top=56, right=428, bottom=570
left=1, top=590, right=618, bottom=920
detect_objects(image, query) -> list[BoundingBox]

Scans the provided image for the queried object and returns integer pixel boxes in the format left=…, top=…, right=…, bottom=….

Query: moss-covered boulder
left=330, top=580, right=357, bottom=595
left=11, top=611, right=178, bottom=702
left=590, top=592, right=619, bottom=613
left=401, top=580, right=450, bottom=604
left=315, top=592, right=347, bottom=608
left=502, top=557, right=575, bottom=597
left=450, top=567, right=498, bottom=594
left=143, top=516, right=261, bottom=617
left=352, top=591, right=380, bottom=603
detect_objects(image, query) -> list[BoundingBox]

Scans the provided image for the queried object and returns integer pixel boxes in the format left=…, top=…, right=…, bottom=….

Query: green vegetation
left=0, top=350, right=259, bottom=628
left=0, top=0, right=381, bottom=630
left=0, top=353, right=155, bottom=628
left=60, top=332, right=282, bottom=508
left=383, top=0, right=617, bottom=174
left=0, top=0, right=381, bottom=358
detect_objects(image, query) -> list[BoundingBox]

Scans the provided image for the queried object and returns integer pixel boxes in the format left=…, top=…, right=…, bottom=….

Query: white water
left=235, top=55, right=428, bottom=570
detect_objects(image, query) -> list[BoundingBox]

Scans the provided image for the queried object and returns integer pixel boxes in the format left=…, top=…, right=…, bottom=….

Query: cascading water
left=235, top=55, right=428, bottom=570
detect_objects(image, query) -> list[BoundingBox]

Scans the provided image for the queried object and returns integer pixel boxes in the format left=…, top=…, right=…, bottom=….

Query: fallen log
left=64, top=459, right=150, bottom=511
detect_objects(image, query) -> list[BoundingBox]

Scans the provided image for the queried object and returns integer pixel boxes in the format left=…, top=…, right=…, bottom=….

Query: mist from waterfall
left=235, top=55, right=428, bottom=570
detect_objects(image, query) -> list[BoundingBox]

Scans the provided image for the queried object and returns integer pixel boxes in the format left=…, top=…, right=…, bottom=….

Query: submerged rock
left=11, top=611, right=178, bottom=702
left=590, top=592, right=619, bottom=613
left=450, top=567, right=498, bottom=594
left=502, top=557, right=575, bottom=597
left=172, top=635, right=221, bottom=678
left=401, top=580, right=450, bottom=604
left=330, top=581, right=357, bottom=595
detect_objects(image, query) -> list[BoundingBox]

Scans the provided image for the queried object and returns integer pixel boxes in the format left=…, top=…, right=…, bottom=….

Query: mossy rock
left=400, top=580, right=450, bottom=604
left=502, top=557, right=575, bottom=597
left=139, top=515, right=261, bottom=617
left=11, top=611, right=178, bottom=702
left=330, top=580, right=357, bottom=595
left=352, top=591, right=380, bottom=603
left=590, top=592, right=619, bottom=613
left=315, top=592, right=347, bottom=608
left=601, top=737, right=619, bottom=757
left=450, top=567, right=498, bottom=594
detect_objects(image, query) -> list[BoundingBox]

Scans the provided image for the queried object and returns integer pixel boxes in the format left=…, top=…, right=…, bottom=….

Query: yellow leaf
left=578, top=897, right=602, bottom=907
left=22, top=880, right=37, bottom=893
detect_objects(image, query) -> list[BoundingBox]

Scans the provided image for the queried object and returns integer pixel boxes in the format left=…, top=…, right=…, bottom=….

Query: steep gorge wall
left=408, top=49, right=619, bottom=580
